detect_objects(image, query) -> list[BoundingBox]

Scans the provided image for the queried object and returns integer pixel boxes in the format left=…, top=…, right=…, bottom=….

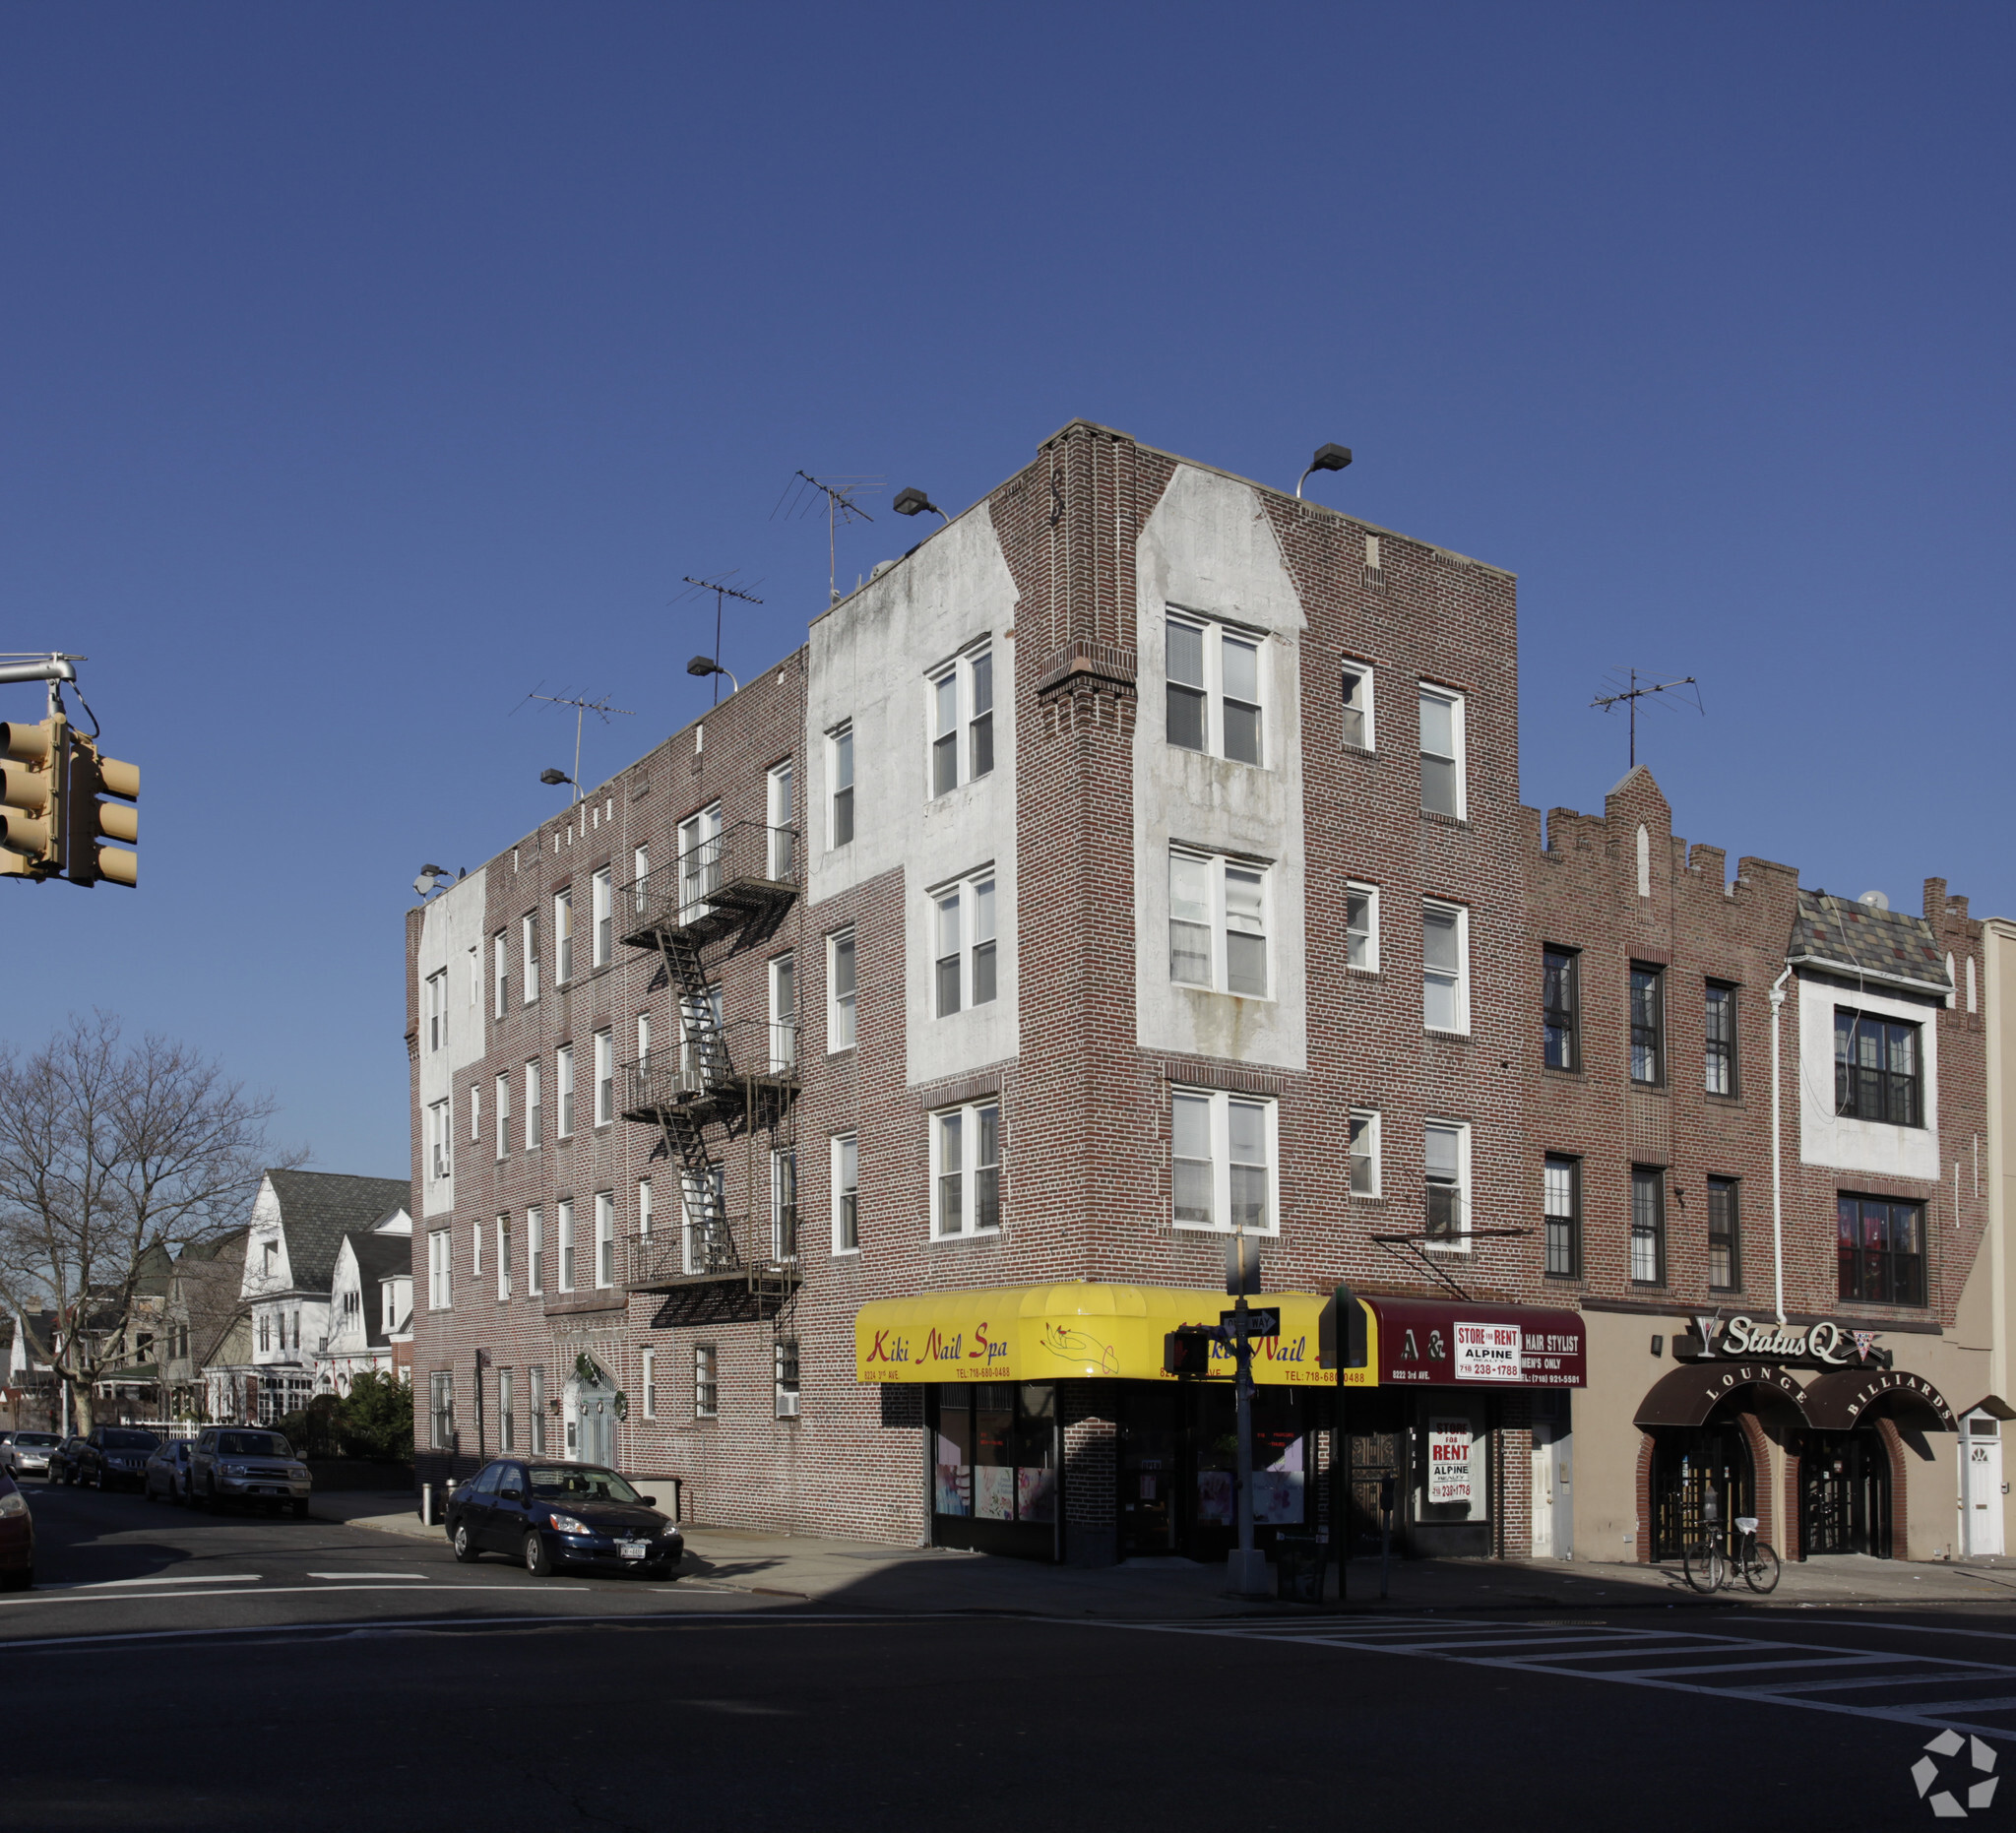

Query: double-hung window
left=1169, top=1090, right=1276, bottom=1233
left=525, top=1059, right=541, bottom=1149
left=828, top=929, right=857, bottom=1051
left=496, top=1217, right=512, bottom=1301
left=495, top=1071, right=510, bottom=1160
left=829, top=724, right=855, bottom=848
left=769, top=954, right=796, bottom=1071
left=1346, top=882, right=1379, bottom=972
left=1705, top=982, right=1737, bottom=1095
left=593, top=1030, right=613, bottom=1126
left=521, top=912, right=539, bottom=1003
left=427, top=1230, right=452, bottom=1310
left=775, top=1340, right=801, bottom=1419
left=1423, top=902, right=1469, bottom=1033
left=527, top=1206, right=544, bottom=1295
left=1708, top=1175, right=1739, bottom=1291
left=833, top=1133, right=859, bottom=1252
left=641, top=1349, right=658, bottom=1421
left=470, top=1084, right=481, bottom=1145
left=591, top=868, right=612, bottom=969
left=933, top=1101, right=1001, bottom=1236
left=428, top=1100, right=452, bottom=1182
left=1544, top=948, right=1579, bottom=1070
left=594, top=1191, right=615, bottom=1289
left=556, top=1044, right=575, bottom=1137
left=932, top=872, right=998, bottom=1016
left=767, top=761, right=795, bottom=880
left=556, top=1200, right=575, bottom=1293
left=678, top=804, right=723, bottom=922
left=693, top=1346, right=719, bottom=1420
left=1425, top=1121, right=1467, bottom=1243
left=929, top=648, right=995, bottom=797
left=637, top=1176, right=653, bottom=1241
left=553, top=889, right=574, bottom=984
left=529, top=1365, right=546, bottom=1454
left=1544, top=1155, right=1580, bottom=1277
left=1340, top=664, right=1374, bottom=750
left=1418, top=685, right=1465, bottom=817
left=498, top=1367, right=515, bottom=1450
left=425, top=971, right=447, bottom=1051
left=1629, top=965, right=1665, bottom=1085
left=472, top=1220, right=482, bottom=1284
left=1166, top=613, right=1264, bottom=765
left=1630, top=1167, right=1666, bottom=1285
left=772, top=1149, right=798, bottom=1261
left=1834, top=1009, right=1922, bottom=1126
left=1348, top=1109, right=1381, bottom=1197
left=1837, top=1194, right=1925, bottom=1305
left=1168, top=852, right=1269, bottom=997
left=493, top=932, right=508, bottom=1018
left=429, top=1371, right=454, bottom=1449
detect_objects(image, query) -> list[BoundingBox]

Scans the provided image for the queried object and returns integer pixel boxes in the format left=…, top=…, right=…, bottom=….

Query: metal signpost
left=1226, top=1234, right=1269, bottom=1598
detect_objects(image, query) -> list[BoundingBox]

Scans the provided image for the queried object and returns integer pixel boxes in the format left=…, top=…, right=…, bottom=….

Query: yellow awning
left=854, top=1282, right=1332, bottom=1387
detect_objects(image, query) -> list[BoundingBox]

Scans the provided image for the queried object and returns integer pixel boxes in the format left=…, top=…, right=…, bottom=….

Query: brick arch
left=1734, top=1409, right=1776, bottom=1546
left=1634, top=1431, right=1655, bottom=1563
left=1873, top=1416, right=1910, bottom=1557
left=1783, top=1440, right=1804, bottom=1561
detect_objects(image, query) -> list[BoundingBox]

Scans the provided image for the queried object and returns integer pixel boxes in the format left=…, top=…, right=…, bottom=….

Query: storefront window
left=934, top=1384, right=1056, bottom=1533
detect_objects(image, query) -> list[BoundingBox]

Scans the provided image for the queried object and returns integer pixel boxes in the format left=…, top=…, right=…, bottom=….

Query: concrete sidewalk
left=320, top=1488, right=2016, bottom=1617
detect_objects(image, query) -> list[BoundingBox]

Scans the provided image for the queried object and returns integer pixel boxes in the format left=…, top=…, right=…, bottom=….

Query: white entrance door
left=1964, top=1414, right=2004, bottom=1556
left=1531, top=1395, right=1574, bottom=1560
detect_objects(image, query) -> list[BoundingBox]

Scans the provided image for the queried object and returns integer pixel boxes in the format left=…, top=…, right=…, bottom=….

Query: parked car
left=0, top=1431, right=61, bottom=1480
left=73, top=1426, right=161, bottom=1491
left=144, top=1439, right=195, bottom=1505
left=46, top=1436, right=90, bottom=1485
left=0, top=1469, right=32, bottom=1590
left=188, top=1427, right=311, bottom=1517
left=446, top=1460, right=683, bottom=1580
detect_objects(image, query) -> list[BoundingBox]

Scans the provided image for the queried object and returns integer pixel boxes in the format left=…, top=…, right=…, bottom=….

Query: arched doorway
left=564, top=1357, right=620, bottom=1466
left=1794, top=1427, right=1891, bottom=1557
left=1635, top=1364, right=1808, bottom=1562
left=1649, top=1421, right=1754, bottom=1562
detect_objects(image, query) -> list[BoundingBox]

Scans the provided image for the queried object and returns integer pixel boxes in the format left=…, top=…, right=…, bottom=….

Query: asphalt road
left=11, top=1481, right=2016, bottom=1830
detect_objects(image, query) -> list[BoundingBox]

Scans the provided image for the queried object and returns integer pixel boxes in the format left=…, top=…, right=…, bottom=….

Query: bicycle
left=1682, top=1503, right=1781, bottom=1595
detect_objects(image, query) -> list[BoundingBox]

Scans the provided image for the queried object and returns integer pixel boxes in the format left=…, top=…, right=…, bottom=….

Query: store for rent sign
left=1427, top=1417, right=1474, bottom=1506
left=1452, top=1320, right=1523, bottom=1383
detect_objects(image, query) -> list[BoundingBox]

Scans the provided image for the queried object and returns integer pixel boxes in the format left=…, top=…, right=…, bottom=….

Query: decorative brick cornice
left=1035, top=641, right=1137, bottom=700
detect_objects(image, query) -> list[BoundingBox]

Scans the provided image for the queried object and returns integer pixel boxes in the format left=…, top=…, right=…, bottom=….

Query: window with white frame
left=525, top=1058, right=541, bottom=1149
left=829, top=724, right=854, bottom=848
left=929, top=646, right=994, bottom=797
left=1423, top=901, right=1470, bottom=1033
left=635, top=1010, right=652, bottom=1076
left=527, top=1206, right=544, bottom=1295
left=679, top=803, right=723, bottom=921
left=829, top=928, right=857, bottom=1051
left=557, top=1044, right=576, bottom=1137
left=772, top=1148, right=797, bottom=1260
left=1341, top=663, right=1375, bottom=750
left=1425, top=1120, right=1469, bottom=1245
left=679, top=983, right=722, bottom=1080
left=1169, top=852, right=1269, bottom=997
left=521, top=912, right=539, bottom=1003
left=472, top=1219, right=482, bottom=1280
left=499, top=1367, right=515, bottom=1450
left=591, top=867, right=612, bottom=969
left=594, top=1190, right=615, bottom=1289
left=637, top=1175, right=653, bottom=1238
left=429, top=1370, right=454, bottom=1448
left=1346, top=882, right=1379, bottom=972
left=631, top=844, right=650, bottom=910
left=553, top=887, right=574, bottom=983
left=1169, top=1090, right=1276, bottom=1233
left=682, top=1166, right=724, bottom=1272
left=641, top=1348, right=658, bottom=1420
left=767, top=760, right=795, bottom=880
left=770, top=953, right=796, bottom=1070
left=931, top=871, right=998, bottom=1017
left=529, top=1364, right=546, bottom=1454
left=428, top=1100, right=452, bottom=1182
left=470, top=1084, right=481, bottom=1144
left=1349, top=1109, right=1381, bottom=1197
left=1166, top=612, right=1265, bottom=766
left=493, top=931, right=508, bottom=1018
left=495, top=1071, right=510, bottom=1161
left=932, top=1101, right=1001, bottom=1237
left=496, top=1216, right=512, bottom=1300
left=833, top=1133, right=858, bottom=1252
left=425, top=970, right=447, bottom=1052
left=693, top=1345, right=719, bottom=1419
left=427, top=1229, right=452, bottom=1310
left=556, top=1199, right=576, bottom=1292
left=593, top=1030, right=613, bottom=1126
left=1418, top=685, right=1466, bottom=819
left=775, top=1339, right=801, bottom=1419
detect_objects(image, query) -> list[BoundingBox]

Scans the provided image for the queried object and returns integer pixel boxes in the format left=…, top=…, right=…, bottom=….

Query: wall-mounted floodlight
left=538, top=768, right=572, bottom=788
left=1295, top=443, right=1354, bottom=500
left=686, top=655, right=740, bottom=696
left=893, top=487, right=948, bottom=525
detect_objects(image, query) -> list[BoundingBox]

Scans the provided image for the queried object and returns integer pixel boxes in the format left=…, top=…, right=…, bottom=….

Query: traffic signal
left=63, top=731, right=139, bottom=888
left=1164, top=1325, right=1219, bottom=1376
left=0, top=719, right=60, bottom=878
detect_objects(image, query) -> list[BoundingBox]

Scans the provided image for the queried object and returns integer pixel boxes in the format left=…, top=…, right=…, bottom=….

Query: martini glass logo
left=1913, top=1731, right=1998, bottom=1817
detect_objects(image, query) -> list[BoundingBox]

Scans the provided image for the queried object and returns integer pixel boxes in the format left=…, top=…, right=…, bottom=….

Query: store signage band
left=1678, top=1314, right=1891, bottom=1371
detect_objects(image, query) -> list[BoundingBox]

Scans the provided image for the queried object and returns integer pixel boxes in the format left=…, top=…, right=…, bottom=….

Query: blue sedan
left=445, top=1460, right=683, bottom=1580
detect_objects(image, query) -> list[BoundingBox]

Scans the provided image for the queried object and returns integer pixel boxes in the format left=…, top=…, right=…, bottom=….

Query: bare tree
left=0, top=1014, right=300, bottom=1433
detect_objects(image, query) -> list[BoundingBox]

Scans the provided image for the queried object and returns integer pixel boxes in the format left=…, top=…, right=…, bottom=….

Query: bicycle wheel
left=1742, top=1540, right=1782, bottom=1595
left=1681, top=1540, right=1723, bottom=1594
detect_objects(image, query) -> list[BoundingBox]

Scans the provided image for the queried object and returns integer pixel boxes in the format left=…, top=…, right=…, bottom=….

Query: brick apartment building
left=407, top=417, right=1999, bottom=1569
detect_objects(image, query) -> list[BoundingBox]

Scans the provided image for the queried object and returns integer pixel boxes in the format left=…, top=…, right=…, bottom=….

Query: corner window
left=521, top=912, right=539, bottom=1003
left=427, top=1230, right=452, bottom=1310
left=594, top=1191, right=615, bottom=1290
left=1169, top=1090, right=1276, bottom=1233
left=428, top=1100, right=451, bottom=1182
left=527, top=1207, right=543, bottom=1295
left=1423, top=902, right=1469, bottom=1034
left=775, top=1339, right=801, bottom=1419
left=767, top=761, right=796, bottom=881
left=678, top=804, right=723, bottom=923
left=1630, top=1167, right=1666, bottom=1286
left=1544, top=1155, right=1580, bottom=1278
left=494, top=1071, right=510, bottom=1161
left=770, top=954, right=796, bottom=1071
left=931, top=872, right=998, bottom=1017
left=833, top=1133, right=859, bottom=1253
left=556, top=1199, right=576, bottom=1293
left=1837, top=1194, right=1925, bottom=1305
left=1544, top=948, right=1579, bottom=1070
left=1346, top=883, right=1379, bottom=972
left=1166, top=613, right=1265, bottom=766
left=493, top=931, right=509, bottom=1019
left=641, top=1349, right=658, bottom=1421
left=1418, top=685, right=1465, bottom=818
left=1341, top=664, right=1374, bottom=751
left=1704, top=982, right=1737, bottom=1095
left=425, top=970, right=447, bottom=1052
left=591, top=868, right=612, bottom=969
left=553, top=889, right=574, bottom=984
left=928, top=647, right=995, bottom=797
left=933, top=1101, right=1001, bottom=1237
left=1833, top=1008, right=1922, bottom=1127
left=829, top=724, right=855, bottom=848
left=772, top=1149, right=797, bottom=1262
left=525, top=1058, right=541, bottom=1149
left=593, top=1030, right=613, bottom=1127
left=1348, top=1109, right=1380, bottom=1197
left=496, top=1217, right=512, bottom=1301
left=556, top=1044, right=576, bottom=1137
left=693, top=1345, right=719, bottom=1420
left=1168, top=851, right=1269, bottom=998
left=828, top=928, right=857, bottom=1051
left=1629, top=965, right=1665, bottom=1086
left=1708, top=1175, right=1740, bottom=1292
left=1425, top=1121, right=1468, bottom=1245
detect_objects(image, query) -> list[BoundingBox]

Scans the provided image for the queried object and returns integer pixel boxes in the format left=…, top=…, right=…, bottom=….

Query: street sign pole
left=1226, top=1233, right=1267, bottom=1597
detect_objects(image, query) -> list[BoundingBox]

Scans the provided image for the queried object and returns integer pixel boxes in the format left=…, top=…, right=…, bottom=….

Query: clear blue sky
left=2, top=5, right=2009, bottom=1175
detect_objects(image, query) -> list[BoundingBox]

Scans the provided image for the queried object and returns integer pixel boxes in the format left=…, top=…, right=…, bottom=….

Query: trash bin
left=1274, top=1536, right=1324, bottom=1604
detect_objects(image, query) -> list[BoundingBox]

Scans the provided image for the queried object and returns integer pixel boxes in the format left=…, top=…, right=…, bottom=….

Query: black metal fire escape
left=618, top=821, right=800, bottom=1319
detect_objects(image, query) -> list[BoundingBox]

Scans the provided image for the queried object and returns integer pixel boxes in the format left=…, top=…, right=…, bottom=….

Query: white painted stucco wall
left=804, top=505, right=1022, bottom=1089
left=1797, top=974, right=1941, bottom=1181
left=1132, top=463, right=1309, bottom=1073
left=415, top=871, right=491, bottom=1219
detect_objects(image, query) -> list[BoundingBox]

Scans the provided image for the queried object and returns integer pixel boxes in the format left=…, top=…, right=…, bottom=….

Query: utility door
left=1965, top=1414, right=2005, bottom=1556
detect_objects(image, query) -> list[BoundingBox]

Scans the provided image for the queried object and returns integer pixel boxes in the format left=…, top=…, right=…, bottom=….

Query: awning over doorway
left=854, top=1283, right=1330, bottom=1388
left=1339, top=1296, right=1588, bottom=1390
left=1802, top=1366, right=1957, bottom=1431
left=1635, top=1362, right=1809, bottom=1428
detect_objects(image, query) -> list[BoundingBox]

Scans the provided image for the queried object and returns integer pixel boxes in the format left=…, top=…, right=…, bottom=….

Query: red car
left=0, top=1468, right=33, bottom=1591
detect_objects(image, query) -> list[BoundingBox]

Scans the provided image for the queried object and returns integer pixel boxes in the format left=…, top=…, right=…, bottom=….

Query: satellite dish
left=1858, top=890, right=1889, bottom=912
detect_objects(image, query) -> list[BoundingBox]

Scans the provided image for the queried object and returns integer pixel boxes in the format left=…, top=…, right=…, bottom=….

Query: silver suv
left=189, top=1427, right=312, bottom=1517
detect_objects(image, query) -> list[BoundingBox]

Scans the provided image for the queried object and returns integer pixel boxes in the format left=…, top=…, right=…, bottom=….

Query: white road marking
left=306, top=1571, right=433, bottom=1580
left=64, top=1574, right=261, bottom=1590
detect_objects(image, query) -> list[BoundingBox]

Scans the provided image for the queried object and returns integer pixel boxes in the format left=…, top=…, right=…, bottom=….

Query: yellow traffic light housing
left=63, top=732, right=139, bottom=889
left=0, top=720, right=61, bottom=878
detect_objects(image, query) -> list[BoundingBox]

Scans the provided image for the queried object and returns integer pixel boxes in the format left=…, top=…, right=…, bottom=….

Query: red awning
left=1635, top=1362, right=1809, bottom=1428
left=1359, top=1296, right=1587, bottom=1389
left=1802, top=1367, right=1957, bottom=1432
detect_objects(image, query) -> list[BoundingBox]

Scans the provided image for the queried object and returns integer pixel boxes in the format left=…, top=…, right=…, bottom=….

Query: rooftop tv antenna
left=1591, top=667, right=1703, bottom=769
left=513, top=685, right=636, bottom=804
left=775, top=470, right=879, bottom=603
left=675, top=573, right=766, bottom=704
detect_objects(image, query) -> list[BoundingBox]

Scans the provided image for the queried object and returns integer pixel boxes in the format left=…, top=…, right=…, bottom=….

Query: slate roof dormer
left=1789, top=890, right=1954, bottom=998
